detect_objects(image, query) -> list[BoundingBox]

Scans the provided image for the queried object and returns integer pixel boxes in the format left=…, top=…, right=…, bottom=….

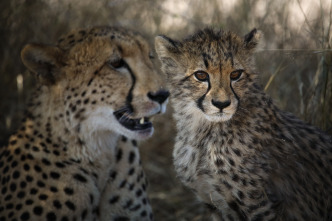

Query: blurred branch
left=264, top=62, right=287, bottom=91
left=326, top=0, right=332, bottom=48
left=296, top=0, right=315, bottom=35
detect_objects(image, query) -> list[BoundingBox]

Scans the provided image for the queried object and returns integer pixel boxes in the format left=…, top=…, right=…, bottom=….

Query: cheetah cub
left=155, top=28, right=332, bottom=220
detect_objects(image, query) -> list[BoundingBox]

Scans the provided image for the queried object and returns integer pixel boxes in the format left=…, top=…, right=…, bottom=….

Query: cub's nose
left=147, top=90, right=170, bottom=104
left=211, top=99, right=231, bottom=111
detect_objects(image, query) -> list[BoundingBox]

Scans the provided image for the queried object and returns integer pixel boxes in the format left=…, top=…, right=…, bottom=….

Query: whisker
left=115, top=105, right=134, bottom=122
left=120, top=112, right=132, bottom=121
left=116, top=106, right=130, bottom=112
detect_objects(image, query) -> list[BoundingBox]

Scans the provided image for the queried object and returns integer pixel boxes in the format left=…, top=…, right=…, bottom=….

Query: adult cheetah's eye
left=194, top=71, right=209, bottom=81
left=108, top=59, right=125, bottom=69
left=230, top=70, right=243, bottom=81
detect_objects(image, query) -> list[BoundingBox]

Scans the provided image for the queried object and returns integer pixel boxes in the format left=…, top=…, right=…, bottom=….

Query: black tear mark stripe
left=230, top=81, right=239, bottom=107
left=124, top=62, right=136, bottom=112
left=179, top=72, right=211, bottom=113
left=93, top=52, right=135, bottom=111
left=197, top=78, right=211, bottom=112
left=92, top=62, right=108, bottom=84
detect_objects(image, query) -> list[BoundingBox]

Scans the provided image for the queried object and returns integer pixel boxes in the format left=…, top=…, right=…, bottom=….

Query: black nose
left=148, top=90, right=170, bottom=104
left=212, top=99, right=231, bottom=111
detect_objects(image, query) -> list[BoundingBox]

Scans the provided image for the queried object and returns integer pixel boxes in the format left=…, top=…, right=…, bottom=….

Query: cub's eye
left=230, top=70, right=243, bottom=81
left=108, top=59, right=125, bottom=69
left=149, top=52, right=154, bottom=59
left=194, top=71, right=209, bottom=81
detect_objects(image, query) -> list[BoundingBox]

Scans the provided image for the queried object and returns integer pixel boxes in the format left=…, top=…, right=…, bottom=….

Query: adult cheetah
left=0, top=26, right=169, bottom=221
left=155, top=28, right=332, bottom=220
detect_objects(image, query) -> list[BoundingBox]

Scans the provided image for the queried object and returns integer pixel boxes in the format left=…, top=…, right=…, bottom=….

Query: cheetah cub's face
left=21, top=27, right=169, bottom=140
left=155, top=29, right=261, bottom=122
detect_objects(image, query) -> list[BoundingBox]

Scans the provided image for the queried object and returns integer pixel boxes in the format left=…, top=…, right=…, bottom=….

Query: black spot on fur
left=73, top=173, right=87, bottom=183
left=109, top=195, right=120, bottom=204
left=119, top=180, right=127, bottom=188
left=64, top=187, right=74, bottom=195
left=116, top=148, right=123, bottom=162
left=20, top=212, right=30, bottom=220
left=46, top=212, right=57, bottom=221
left=128, top=151, right=135, bottom=164
left=228, top=201, right=246, bottom=221
left=65, top=200, right=76, bottom=211
left=50, top=172, right=60, bottom=179
left=33, top=206, right=43, bottom=215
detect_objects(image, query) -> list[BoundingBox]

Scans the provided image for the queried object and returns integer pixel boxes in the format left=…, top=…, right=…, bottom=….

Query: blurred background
left=0, top=0, right=331, bottom=220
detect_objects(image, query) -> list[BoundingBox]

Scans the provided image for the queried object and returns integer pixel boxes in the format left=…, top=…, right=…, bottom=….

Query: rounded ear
left=155, top=35, right=185, bottom=77
left=154, top=35, right=181, bottom=59
left=21, top=43, right=64, bottom=85
left=243, top=28, right=262, bottom=51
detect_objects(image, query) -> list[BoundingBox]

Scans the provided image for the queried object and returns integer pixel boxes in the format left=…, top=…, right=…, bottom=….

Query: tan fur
left=0, top=26, right=169, bottom=221
left=155, top=28, right=332, bottom=221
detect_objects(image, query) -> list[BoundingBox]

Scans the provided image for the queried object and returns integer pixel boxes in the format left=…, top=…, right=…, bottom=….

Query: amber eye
left=230, top=70, right=243, bottom=81
left=108, top=59, right=125, bottom=69
left=194, top=71, right=209, bottom=81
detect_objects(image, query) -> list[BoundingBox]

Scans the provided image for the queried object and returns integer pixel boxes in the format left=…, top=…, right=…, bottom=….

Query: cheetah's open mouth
left=114, top=110, right=152, bottom=131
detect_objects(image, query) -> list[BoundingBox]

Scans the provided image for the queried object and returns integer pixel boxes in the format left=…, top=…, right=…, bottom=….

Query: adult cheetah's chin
left=119, top=125, right=155, bottom=140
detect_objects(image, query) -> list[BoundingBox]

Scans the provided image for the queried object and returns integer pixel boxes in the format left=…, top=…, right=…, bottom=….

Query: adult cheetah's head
left=21, top=26, right=169, bottom=141
left=155, top=28, right=261, bottom=122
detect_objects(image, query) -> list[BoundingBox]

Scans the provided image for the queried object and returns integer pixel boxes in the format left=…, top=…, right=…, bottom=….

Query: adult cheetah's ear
left=243, top=28, right=262, bottom=51
left=21, top=43, right=64, bottom=85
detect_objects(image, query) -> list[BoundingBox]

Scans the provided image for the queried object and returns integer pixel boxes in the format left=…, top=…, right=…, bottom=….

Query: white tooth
left=140, top=118, right=144, bottom=124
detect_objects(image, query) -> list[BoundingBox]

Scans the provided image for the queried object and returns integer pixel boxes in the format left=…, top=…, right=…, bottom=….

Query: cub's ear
left=243, top=28, right=262, bottom=51
left=154, top=35, right=181, bottom=59
left=21, top=43, right=64, bottom=85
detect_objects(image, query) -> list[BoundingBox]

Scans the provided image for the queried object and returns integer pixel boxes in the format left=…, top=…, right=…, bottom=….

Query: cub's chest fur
left=173, top=123, right=253, bottom=192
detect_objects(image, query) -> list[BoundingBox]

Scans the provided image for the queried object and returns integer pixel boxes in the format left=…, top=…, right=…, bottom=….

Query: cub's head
left=21, top=26, right=169, bottom=140
left=155, top=28, right=261, bottom=122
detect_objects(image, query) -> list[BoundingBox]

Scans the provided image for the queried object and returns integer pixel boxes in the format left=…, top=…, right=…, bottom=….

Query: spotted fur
left=0, top=26, right=169, bottom=221
left=155, top=28, right=332, bottom=220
